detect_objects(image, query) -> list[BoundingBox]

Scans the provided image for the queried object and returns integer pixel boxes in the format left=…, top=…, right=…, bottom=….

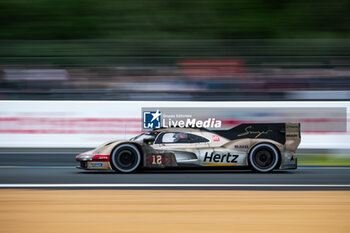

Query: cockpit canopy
left=131, top=131, right=209, bottom=144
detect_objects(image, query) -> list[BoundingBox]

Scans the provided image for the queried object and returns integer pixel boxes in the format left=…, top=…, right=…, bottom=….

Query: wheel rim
left=254, top=149, right=275, bottom=169
left=117, top=150, right=136, bottom=169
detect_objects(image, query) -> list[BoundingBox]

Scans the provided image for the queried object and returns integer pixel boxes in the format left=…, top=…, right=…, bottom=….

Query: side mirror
left=143, top=136, right=155, bottom=144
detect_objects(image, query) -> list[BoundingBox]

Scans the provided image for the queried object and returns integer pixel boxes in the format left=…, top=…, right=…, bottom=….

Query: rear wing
left=213, top=123, right=301, bottom=149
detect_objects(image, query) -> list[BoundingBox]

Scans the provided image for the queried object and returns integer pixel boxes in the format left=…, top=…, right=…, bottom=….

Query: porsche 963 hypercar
left=76, top=123, right=300, bottom=173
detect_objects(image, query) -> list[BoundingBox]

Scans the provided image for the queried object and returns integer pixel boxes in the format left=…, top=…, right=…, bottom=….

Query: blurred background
left=0, top=3, right=350, bottom=233
left=0, top=0, right=350, bottom=101
left=1, top=0, right=350, bottom=166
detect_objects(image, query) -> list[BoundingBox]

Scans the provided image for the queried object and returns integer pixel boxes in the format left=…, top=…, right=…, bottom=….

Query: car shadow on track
left=77, top=169, right=294, bottom=175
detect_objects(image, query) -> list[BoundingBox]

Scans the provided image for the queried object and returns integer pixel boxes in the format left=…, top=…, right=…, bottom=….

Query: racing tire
left=248, top=143, right=279, bottom=173
left=110, top=144, right=141, bottom=173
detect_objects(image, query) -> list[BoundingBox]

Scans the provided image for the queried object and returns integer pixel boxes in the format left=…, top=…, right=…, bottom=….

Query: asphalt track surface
left=0, top=152, right=350, bottom=190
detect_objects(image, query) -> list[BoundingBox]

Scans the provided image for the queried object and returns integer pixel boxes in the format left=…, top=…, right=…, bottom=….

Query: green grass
left=298, top=154, right=350, bottom=166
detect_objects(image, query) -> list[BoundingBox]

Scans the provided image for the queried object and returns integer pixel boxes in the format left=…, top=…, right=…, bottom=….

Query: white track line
left=0, top=184, right=349, bottom=188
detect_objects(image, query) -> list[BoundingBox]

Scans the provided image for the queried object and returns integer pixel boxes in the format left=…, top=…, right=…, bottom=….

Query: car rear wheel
left=110, top=144, right=141, bottom=173
left=248, top=143, right=279, bottom=173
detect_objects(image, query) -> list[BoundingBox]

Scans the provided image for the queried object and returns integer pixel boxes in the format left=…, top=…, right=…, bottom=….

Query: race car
left=76, top=123, right=300, bottom=173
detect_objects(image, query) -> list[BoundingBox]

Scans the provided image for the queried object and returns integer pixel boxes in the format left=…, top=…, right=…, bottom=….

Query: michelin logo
left=143, top=110, right=161, bottom=129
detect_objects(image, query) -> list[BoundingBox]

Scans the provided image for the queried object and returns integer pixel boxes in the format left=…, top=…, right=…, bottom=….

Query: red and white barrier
left=0, top=101, right=349, bottom=149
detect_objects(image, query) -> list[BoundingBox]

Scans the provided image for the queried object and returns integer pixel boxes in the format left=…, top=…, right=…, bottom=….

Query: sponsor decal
left=202, top=163, right=237, bottom=166
left=203, top=152, right=238, bottom=163
left=90, top=163, right=103, bottom=167
left=148, top=154, right=164, bottom=165
left=143, top=110, right=162, bottom=129
left=237, top=125, right=272, bottom=138
left=212, top=135, right=220, bottom=142
left=91, top=155, right=110, bottom=161
left=234, top=145, right=248, bottom=149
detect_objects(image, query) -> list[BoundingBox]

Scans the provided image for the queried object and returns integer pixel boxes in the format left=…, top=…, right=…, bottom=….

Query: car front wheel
left=110, top=144, right=141, bottom=173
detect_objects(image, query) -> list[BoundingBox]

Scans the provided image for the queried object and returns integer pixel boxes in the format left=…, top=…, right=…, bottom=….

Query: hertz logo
left=204, top=152, right=238, bottom=163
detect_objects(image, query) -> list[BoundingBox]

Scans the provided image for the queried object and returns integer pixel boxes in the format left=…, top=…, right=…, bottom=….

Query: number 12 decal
left=151, top=154, right=163, bottom=165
